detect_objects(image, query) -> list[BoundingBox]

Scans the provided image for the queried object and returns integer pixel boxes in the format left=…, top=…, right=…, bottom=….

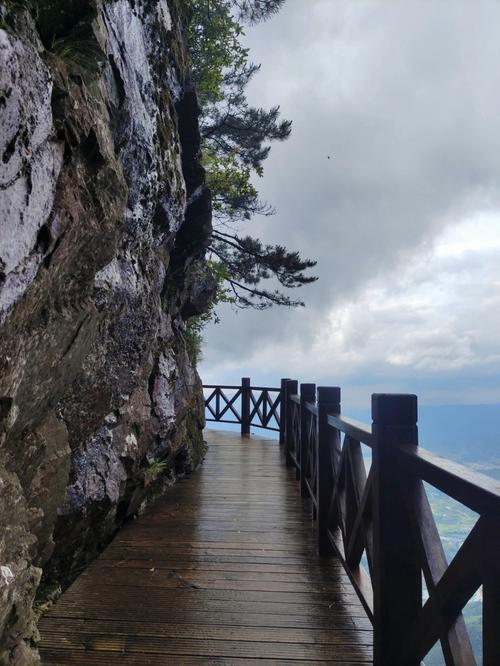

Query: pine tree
left=189, top=0, right=317, bottom=309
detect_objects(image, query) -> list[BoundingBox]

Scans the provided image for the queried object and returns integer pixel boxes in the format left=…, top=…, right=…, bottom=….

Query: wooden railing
left=203, top=378, right=286, bottom=435
left=204, top=379, right=500, bottom=665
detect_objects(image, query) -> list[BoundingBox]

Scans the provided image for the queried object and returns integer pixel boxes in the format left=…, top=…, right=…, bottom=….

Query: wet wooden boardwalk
left=39, top=430, right=372, bottom=664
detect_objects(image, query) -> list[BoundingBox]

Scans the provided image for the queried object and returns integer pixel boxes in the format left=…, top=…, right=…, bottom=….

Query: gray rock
left=0, top=28, right=63, bottom=322
left=0, top=0, right=211, bottom=661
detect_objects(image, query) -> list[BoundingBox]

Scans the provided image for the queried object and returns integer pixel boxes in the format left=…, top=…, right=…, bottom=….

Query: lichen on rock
left=0, top=0, right=214, bottom=662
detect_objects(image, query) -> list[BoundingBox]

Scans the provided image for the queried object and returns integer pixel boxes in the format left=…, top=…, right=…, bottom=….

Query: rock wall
left=0, top=1, right=214, bottom=662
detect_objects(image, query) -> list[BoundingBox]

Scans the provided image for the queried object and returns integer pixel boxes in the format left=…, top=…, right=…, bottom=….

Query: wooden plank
left=104, top=545, right=318, bottom=559
left=39, top=617, right=372, bottom=645
left=100, top=548, right=343, bottom=566
left=81, top=574, right=353, bottom=595
left=39, top=633, right=373, bottom=661
left=77, top=569, right=352, bottom=594
left=84, top=560, right=345, bottom=579
left=50, top=592, right=367, bottom=617
left=90, top=559, right=344, bottom=576
left=39, top=649, right=369, bottom=666
left=44, top=607, right=372, bottom=631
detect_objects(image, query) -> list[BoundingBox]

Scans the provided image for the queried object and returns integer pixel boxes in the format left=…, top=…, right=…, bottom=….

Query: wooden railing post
left=279, top=377, right=290, bottom=445
left=483, top=516, right=500, bottom=666
left=300, top=383, right=316, bottom=496
left=241, top=377, right=251, bottom=436
left=371, top=393, right=420, bottom=666
left=317, top=386, right=340, bottom=556
left=284, top=379, right=298, bottom=467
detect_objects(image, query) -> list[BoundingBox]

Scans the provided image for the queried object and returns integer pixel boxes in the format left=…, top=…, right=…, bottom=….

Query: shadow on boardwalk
left=39, top=430, right=372, bottom=664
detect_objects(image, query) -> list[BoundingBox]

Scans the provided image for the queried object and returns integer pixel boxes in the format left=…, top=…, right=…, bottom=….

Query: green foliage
left=232, top=0, right=285, bottom=24
left=50, top=36, right=106, bottom=75
left=189, top=0, right=248, bottom=106
left=203, top=150, right=269, bottom=222
left=210, top=233, right=317, bottom=308
left=188, top=0, right=317, bottom=311
left=143, top=459, right=171, bottom=485
left=146, top=460, right=169, bottom=475
left=189, top=0, right=290, bottom=175
left=185, top=319, right=205, bottom=365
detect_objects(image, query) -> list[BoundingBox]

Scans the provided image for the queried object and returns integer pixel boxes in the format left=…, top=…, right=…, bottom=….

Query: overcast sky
left=200, top=0, right=500, bottom=408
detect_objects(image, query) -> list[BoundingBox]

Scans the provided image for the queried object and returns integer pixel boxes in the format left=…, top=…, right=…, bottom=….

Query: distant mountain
left=350, top=403, right=500, bottom=475
left=418, top=403, right=500, bottom=464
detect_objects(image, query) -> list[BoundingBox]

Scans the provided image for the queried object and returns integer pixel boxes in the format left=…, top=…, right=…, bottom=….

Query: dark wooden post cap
left=371, top=394, right=417, bottom=426
left=317, top=387, right=341, bottom=406
left=300, top=383, right=316, bottom=400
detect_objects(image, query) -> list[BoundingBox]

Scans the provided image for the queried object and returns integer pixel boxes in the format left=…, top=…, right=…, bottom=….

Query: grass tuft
left=51, top=37, right=105, bottom=75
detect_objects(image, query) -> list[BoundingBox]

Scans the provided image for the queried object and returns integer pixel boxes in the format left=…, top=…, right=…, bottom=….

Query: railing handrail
left=247, top=385, right=281, bottom=392
left=203, top=379, right=283, bottom=435
left=203, top=377, right=500, bottom=665
left=203, top=383, right=242, bottom=389
left=305, top=400, right=318, bottom=415
left=327, top=413, right=373, bottom=446
left=395, top=443, right=500, bottom=515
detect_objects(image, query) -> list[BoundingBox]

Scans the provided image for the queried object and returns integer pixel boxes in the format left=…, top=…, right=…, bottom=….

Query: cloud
left=200, top=0, right=500, bottom=406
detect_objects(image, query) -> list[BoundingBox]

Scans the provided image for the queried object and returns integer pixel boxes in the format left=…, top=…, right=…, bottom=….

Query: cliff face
left=0, top=0, right=214, bottom=662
